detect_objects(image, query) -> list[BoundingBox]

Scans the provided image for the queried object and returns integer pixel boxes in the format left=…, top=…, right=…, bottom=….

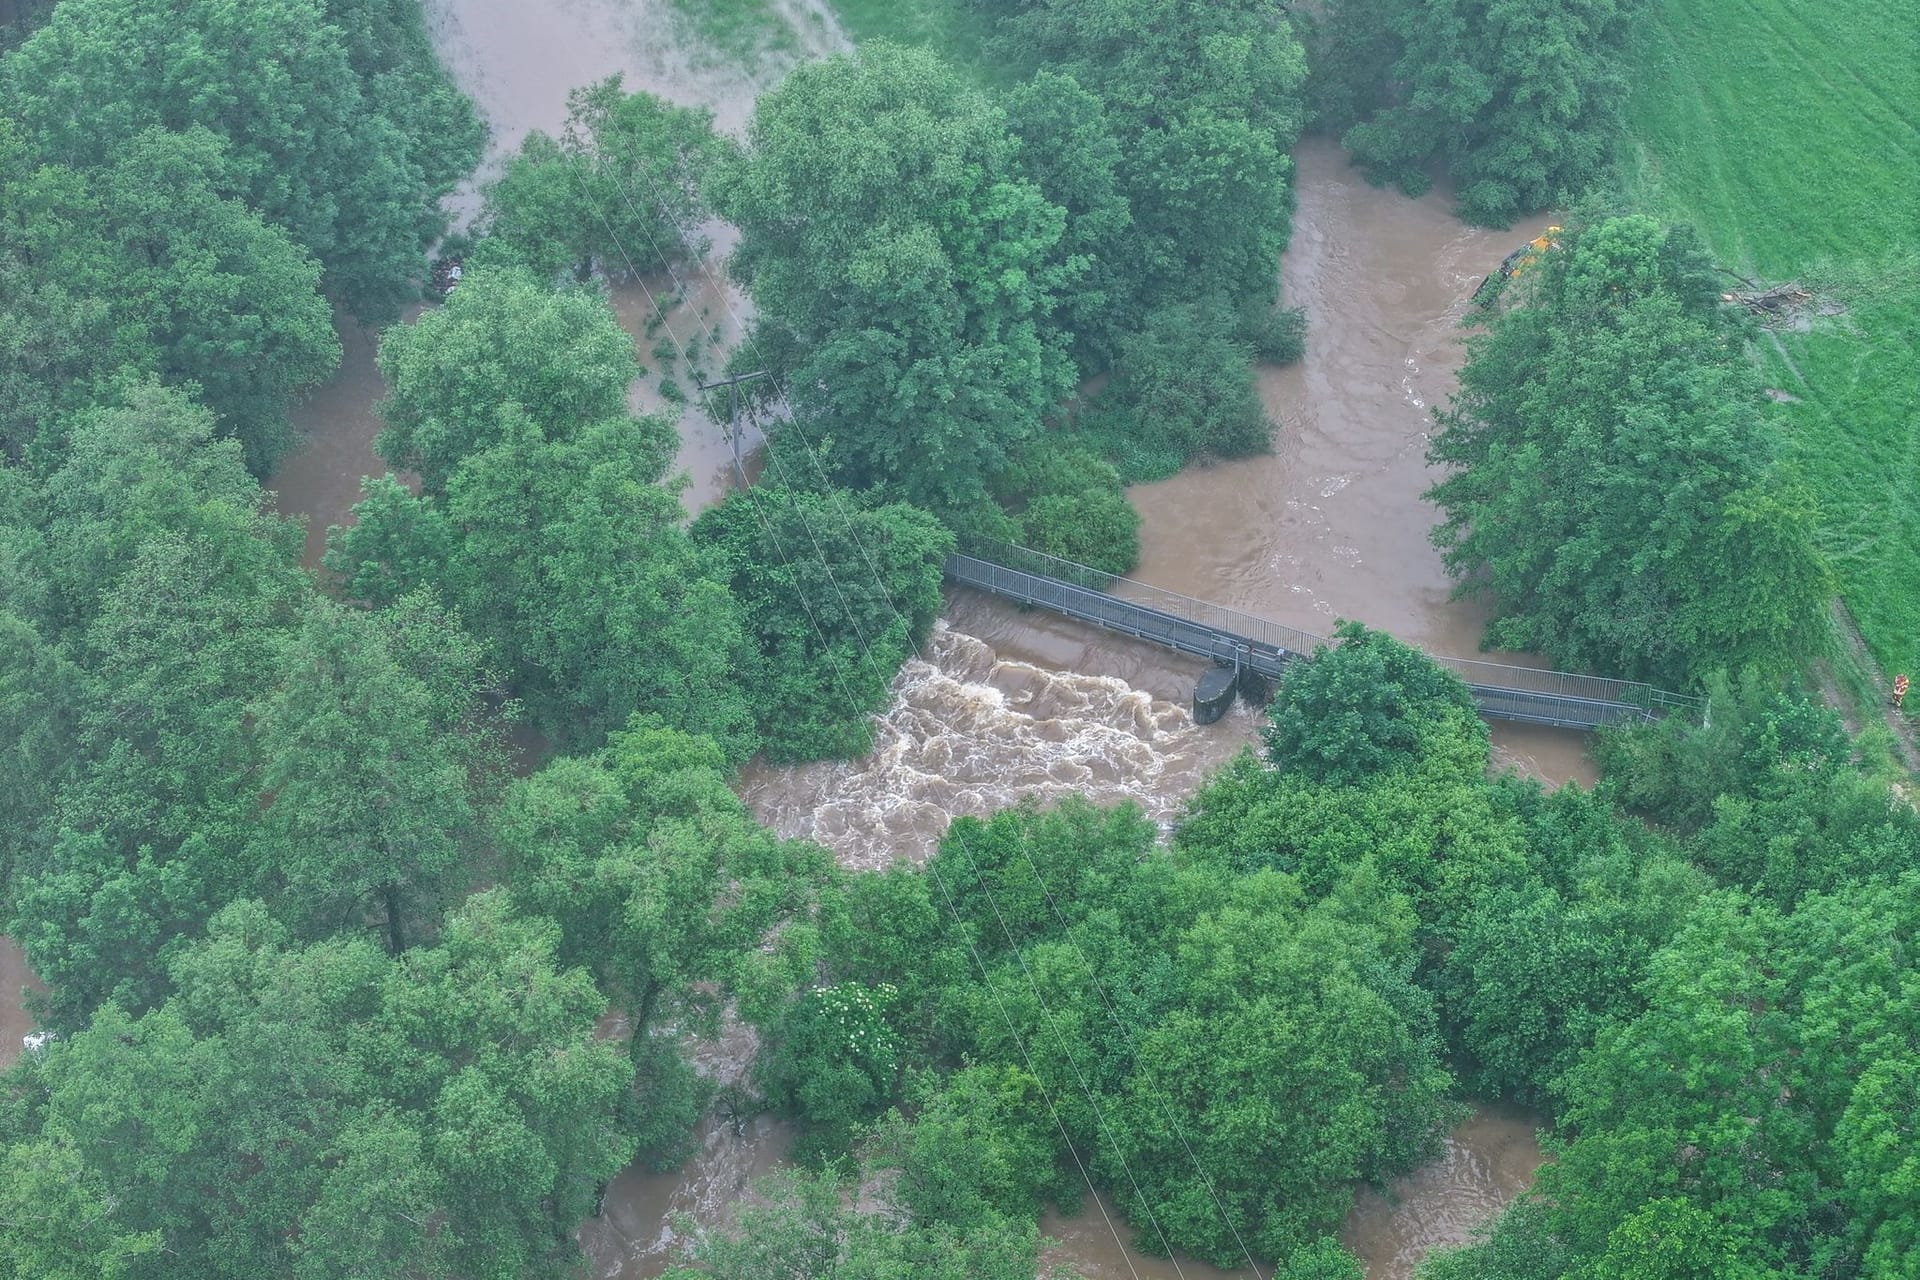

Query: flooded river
left=742, top=140, right=1590, bottom=872
left=256, top=5, right=1566, bottom=1278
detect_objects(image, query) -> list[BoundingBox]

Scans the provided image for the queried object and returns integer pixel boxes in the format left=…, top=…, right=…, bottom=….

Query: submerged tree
left=477, top=76, right=728, bottom=283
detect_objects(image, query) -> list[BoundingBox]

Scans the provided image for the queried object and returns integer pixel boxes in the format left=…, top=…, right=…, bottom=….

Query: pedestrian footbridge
left=944, top=547, right=1701, bottom=730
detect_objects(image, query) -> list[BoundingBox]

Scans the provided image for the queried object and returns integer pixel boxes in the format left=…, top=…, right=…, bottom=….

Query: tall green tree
left=995, top=0, right=1309, bottom=328
left=1263, top=621, right=1483, bottom=787
left=477, top=77, right=728, bottom=283
left=0, top=894, right=636, bottom=1280
left=9, top=385, right=309, bottom=1022
left=337, top=268, right=759, bottom=753
left=1427, top=215, right=1829, bottom=682
left=319, top=0, right=487, bottom=209
left=332, top=409, right=758, bottom=756
left=1599, top=675, right=1920, bottom=907
left=811, top=798, right=1453, bottom=1270
left=4, top=0, right=482, bottom=317
left=1000, top=69, right=1133, bottom=360
left=1073, top=299, right=1275, bottom=480
left=0, top=125, right=338, bottom=469
left=496, top=718, right=831, bottom=1163
left=496, top=717, right=831, bottom=1044
left=1461, top=880, right=1920, bottom=1279
left=1098, top=874, right=1455, bottom=1265
left=372, top=266, right=657, bottom=498
left=713, top=42, right=1078, bottom=512
left=249, top=597, right=492, bottom=952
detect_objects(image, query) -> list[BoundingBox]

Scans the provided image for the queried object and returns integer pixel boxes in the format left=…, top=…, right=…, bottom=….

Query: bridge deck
left=945, top=552, right=1698, bottom=731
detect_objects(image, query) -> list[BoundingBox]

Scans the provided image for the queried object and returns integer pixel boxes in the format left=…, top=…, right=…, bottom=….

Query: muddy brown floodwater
left=0, top=936, right=46, bottom=1072
left=260, top=4, right=1561, bottom=1276
left=270, top=0, right=843, bottom=563
left=743, top=140, right=1593, bottom=874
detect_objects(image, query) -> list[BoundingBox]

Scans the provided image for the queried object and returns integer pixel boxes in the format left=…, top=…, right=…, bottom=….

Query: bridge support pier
left=1194, top=666, right=1238, bottom=724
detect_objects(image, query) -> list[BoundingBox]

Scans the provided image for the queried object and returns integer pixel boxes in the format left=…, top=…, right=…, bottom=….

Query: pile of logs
left=1721, top=282, right=1812, bottom=316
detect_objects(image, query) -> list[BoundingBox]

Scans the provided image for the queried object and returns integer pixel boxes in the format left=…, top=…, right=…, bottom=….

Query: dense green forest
left=1, top=0, right=1914, bottom=1277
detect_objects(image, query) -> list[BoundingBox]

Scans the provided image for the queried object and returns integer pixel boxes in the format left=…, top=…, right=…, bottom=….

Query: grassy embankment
left=1619, top=0, right=1920, bottom=690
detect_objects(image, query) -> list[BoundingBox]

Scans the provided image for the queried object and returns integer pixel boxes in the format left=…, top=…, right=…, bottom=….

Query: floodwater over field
left=270, top=0, right=840, bottom=558
left=253, top=5, right=1568, bottom=1278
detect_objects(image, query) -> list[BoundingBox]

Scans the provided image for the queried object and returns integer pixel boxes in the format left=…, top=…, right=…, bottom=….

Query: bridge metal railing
left=948, top=539, right=1704, bottom=718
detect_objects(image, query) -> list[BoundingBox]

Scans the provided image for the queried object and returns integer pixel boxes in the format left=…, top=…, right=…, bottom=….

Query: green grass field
left=1620, top=0, right=1920, bottom=678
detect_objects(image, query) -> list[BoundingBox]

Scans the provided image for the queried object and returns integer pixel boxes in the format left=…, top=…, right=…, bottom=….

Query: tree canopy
left=3, top=5, right=1906, bottom=1279
left=5, top=0, right=482, bottom=318
left=0, top=894, right=636, bottom=1280
left=995, top=0, right=1309, bottom=327
left=1314, top=0, right=1641, bottom=226
left=0, top=124, right=338, bottom=470
left=1427, top=215, right=1830, bottom=683
left=476, top=77, right=728, bottom=284
left=371, top=266, right=659, bottom=497
left=694, top=485, right=952, bottom=761
left=714, top=41, right=1078, bottom=513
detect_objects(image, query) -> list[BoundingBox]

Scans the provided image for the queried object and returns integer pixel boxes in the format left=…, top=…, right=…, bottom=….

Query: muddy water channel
left=252, top=7, right=1563, bottom=1278
left=745, top=141, right=1590, bottom=873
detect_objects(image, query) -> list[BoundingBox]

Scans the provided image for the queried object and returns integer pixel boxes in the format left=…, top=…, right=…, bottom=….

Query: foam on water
left=740, top=623, right=1248, bottom=870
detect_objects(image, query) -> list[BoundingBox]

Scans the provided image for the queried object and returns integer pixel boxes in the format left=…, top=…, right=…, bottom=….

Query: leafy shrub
left=1247, top=304, right=1307, bottom=364
left=1020, top=489, right=1140, bottom=576
left=756, top=981, right=903, bottom=1158
left=998, top=439, right=1141, bottom=573
left=693, top=485, right=952, bottom=762
left=1108, top=299, right=1273, bottom=464
left=1265, top=621, right=1483, bottom=786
